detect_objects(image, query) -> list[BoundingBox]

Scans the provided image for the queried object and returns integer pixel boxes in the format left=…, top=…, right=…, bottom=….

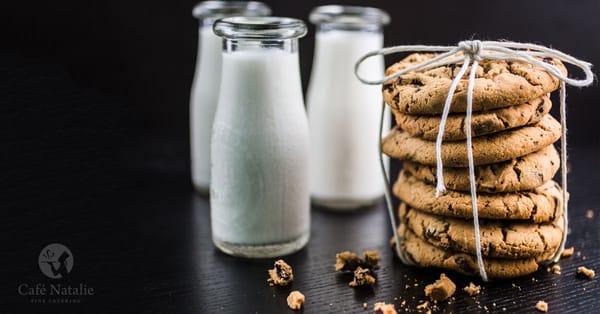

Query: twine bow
left=355, top=40, right=594, bottom=281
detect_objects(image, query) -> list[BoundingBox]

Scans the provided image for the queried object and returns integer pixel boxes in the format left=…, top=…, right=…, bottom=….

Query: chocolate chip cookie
left=383, top=53, right=566, bottom=115
left=399, top=204, right=564, bottom=259
left=402, top=145, right=560, bottom=193
left=393, top=171, right=563, bottom=223
left=382, top=114, right=561, bottom=167
left=396, top=226, right=543, bottom=279
left=393, top=95, right=551, bottom=141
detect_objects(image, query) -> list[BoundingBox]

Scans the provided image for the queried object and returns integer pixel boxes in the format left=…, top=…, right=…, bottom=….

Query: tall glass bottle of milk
left=307, top=6, right=390, bottom=209
left=190, top=1, right=270, bottom=194
left=211, top=17, right=309, bottom=258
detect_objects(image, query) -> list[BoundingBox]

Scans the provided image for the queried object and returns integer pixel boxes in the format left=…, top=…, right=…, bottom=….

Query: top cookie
left=383, top=53, right=567, bottom=115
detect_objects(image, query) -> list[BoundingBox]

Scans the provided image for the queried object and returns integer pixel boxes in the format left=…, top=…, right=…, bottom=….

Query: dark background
left=1, top=0, right=600, bottom=313
left=2, top=0, right=599, bottom=147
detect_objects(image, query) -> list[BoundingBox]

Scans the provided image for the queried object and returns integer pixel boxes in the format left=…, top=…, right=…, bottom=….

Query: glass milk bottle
left=211, top=17, right=310, bottom=257
left=190, top=1, right=270, bottom=194
left=307, top=6, right=390, bottom=209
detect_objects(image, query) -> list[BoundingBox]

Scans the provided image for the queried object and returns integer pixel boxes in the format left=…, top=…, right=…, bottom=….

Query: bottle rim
left=213, top=17, right=307, bottom=40
left=192, top=1, right=271, bottom=19
left=309, top=5, right=390, bottom=27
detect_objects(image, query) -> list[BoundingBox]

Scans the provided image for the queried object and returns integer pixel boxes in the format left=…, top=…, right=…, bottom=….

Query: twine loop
left=355, top=40, right=594, bottom=282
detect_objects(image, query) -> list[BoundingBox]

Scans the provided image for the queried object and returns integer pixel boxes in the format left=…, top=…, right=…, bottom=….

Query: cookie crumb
left=561, top=247, right=574, bottom=258
left=335, top=250, right=380, bottom=272
left=286, top=291, right=304, bottom=310
left=577, top=266, right=595, bottom=279
left=463, top=282, right=481, bottom=296
left=550, top=264, right=561, bottom=275
left=363, top=302, right=368, bottom=309
left=586, top=209, right=594, bottom=219
left=424, top=273, right=456, bottom=301
left=416, top=301, right=429, bottom=312
left=363, top=250, right=381, bottom=269
left=349, top=267, right=376, bottom=287
left=267, top=260, right=294, bottom=286
left=535, top=300, right=548, bottom=312
left=373, top=302, right=397, bottom=314
left=335, top=251, right=361, bottom=271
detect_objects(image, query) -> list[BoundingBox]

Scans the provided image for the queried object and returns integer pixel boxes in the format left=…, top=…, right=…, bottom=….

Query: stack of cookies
left=382, top=53, right=567, bottom=279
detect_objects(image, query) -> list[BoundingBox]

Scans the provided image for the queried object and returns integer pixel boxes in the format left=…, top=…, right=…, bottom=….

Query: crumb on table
left=335, top=251, right=361, bottom=272
left=463, top=282, right=481, bottom=296
left=286, top=291, right=305, bottom=310
left=363, top=250, right=381, bottom=269
left=373, top=302, right=397, bottom=314
left=577, top=266, right=595, bottom=279
left=349, top=267, right=376, bottom=287
left=535, top=300, right=548, bottom=312
left=424, top=273, right=456, bottom=301
left=586, top=209, right=594, bottom=219
left=416, top=301, right=429, bottom=312
left=561, top=247, right=574, bottom=258
left=267, top=259, right=294, bottom=286
left=550, top=264, right=561, bottom=275
left=335, top=250, right=381, bottom=272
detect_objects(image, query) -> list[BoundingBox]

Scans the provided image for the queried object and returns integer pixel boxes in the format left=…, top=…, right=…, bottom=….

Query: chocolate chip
left=449, top=64, right=457, bottom=75
left=537, top=106, right=545, bottom=114
left=275, top=263, right=289, bottom=279
left=425, top=227, right=437, bottom=238
left=401, top=77, right=424, bottom=86
left=514, top=166, right=522, bottom=179
left=455, top=256, right=472, bottom=273
left=384, top=84, right=395, bottom=93
left=542, top=57, right=554, bottom=64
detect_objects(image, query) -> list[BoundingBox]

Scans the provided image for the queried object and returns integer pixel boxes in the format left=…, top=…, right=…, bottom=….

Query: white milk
left=211, top=50, right=310, bottom=248
left=307, top=30, right=389, bottom=208
left=190, top=27, right=222, bottom=192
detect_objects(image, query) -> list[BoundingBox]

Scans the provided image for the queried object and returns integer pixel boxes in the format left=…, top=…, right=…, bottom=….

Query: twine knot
left=458, top=40, right=483, bottom=61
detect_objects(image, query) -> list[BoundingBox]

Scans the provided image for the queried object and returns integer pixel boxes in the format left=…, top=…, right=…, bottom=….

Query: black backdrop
left=2, top=0, right=599, bottom=149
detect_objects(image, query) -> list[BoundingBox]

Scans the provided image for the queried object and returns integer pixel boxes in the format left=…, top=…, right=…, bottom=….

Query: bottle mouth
left=309, top=5, right=390, bottom=29
left=192, top=1, right=271, bottom=20
left=214, top=17, right=307, bottom=40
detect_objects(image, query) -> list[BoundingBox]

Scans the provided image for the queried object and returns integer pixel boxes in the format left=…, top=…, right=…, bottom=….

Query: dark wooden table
left=2, top=54, right=599, bottom=314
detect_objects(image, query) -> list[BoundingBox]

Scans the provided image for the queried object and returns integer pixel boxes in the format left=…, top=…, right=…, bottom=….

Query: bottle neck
left=199, top=17, right=219, bottom=28
left=316, top=23, right=382, bottom=33
left=222, top=38, right=299, bottom=54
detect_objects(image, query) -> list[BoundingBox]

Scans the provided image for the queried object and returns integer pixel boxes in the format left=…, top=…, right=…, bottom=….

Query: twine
left=354, top=40, right=594, bottom=281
